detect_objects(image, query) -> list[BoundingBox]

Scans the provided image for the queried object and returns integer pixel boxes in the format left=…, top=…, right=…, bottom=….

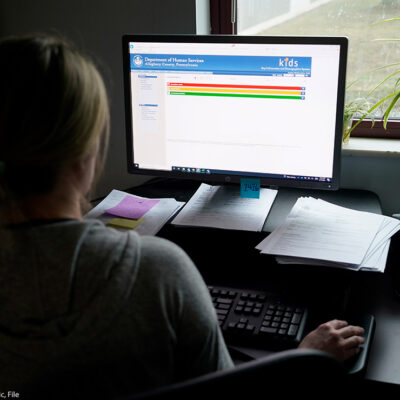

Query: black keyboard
left=208, top=285, right=308, bottom=350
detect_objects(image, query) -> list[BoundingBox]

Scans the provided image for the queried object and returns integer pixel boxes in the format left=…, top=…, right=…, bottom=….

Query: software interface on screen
left=126, top=39, right=342, bottom=186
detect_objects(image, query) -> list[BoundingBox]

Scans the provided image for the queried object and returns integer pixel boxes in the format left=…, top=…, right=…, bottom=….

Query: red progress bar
left=168, top=82, right=303, bottom=90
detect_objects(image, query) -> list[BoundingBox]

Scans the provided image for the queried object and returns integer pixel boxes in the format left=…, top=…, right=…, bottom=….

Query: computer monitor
left=122, top=35, right=347, bottom=190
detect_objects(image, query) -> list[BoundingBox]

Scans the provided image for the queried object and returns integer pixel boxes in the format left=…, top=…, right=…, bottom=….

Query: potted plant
left=343, top=98, right=375, bottom=144
left=344, top=17, right=400, bottom=143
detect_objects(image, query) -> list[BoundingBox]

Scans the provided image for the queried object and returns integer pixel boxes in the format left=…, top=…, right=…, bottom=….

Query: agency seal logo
left=133, top=55, right=144, bottom=67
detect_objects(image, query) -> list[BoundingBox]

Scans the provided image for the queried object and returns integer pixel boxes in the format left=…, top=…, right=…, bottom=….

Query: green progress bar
left=169, top=91, right=303, bottom=100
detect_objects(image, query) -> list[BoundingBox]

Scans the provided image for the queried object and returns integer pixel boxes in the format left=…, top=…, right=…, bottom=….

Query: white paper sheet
left=171, top=183, right=278, bottom=232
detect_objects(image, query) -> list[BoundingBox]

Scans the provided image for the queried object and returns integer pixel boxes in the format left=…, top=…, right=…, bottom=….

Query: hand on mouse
left=298, top=319, right=365, bottom=361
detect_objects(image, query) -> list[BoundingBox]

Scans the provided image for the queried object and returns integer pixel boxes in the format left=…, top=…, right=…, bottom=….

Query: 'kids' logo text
left=278, top=57, right=299, bottom=67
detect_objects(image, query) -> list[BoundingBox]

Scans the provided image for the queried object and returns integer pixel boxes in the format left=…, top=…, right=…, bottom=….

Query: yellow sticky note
left=107, top=217, right=144, bottom=230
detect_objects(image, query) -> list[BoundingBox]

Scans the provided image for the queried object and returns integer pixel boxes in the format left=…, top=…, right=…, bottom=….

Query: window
left=212, top=0, right=400, bottom=138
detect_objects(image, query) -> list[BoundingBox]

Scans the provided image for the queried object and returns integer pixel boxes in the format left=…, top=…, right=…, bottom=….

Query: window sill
left=342, top=137, right=400, bottom=157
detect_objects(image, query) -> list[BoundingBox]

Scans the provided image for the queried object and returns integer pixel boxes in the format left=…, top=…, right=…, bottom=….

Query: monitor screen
left=122, top=35, right=347, bottom=190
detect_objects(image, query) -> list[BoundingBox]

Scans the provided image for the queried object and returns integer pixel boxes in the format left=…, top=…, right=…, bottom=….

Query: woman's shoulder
left=81, top=219, right=181, bottom=256
left=80, top=219, right=193, bottom=272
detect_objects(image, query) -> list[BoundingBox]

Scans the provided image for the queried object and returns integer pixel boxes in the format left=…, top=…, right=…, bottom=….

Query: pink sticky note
left=105, top=196, right=159, bottom=220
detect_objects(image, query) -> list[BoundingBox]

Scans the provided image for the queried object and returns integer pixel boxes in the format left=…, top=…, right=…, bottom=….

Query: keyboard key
left=217, top=298, right=233, bottom=305
left=284, top=311, right=293, bottom=318
left=260, top=327, right=277, bottom=334
left=291, top=313, right=302, bottom=324
left=288, top=324, right=299, bottom=336
left=246, top=324, right=255, bottom=332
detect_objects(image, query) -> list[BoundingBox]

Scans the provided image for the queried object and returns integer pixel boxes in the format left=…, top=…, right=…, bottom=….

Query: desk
left=129, top=178, right=399, bottom=387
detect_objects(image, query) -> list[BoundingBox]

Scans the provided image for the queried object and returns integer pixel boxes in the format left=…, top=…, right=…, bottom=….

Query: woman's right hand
left=298, top=319, right=365, bottom=361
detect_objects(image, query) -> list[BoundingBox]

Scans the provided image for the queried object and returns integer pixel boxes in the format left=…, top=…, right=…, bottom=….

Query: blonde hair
left=0, top=34, right=110, bottom=206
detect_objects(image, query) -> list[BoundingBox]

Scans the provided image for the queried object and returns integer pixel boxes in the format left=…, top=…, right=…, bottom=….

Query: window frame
left=210, top=0, right=400, bottom=140
left=350, top=119, right=400, bottom=139
left=210, top=0, right=236, bottom=34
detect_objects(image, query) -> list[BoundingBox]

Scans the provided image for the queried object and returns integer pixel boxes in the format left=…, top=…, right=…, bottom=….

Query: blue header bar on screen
left=130, top=54, right=312, bottom=76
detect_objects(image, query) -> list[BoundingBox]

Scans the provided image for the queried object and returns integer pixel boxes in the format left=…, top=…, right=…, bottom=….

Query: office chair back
left=127, top=349, right=348, bottom=399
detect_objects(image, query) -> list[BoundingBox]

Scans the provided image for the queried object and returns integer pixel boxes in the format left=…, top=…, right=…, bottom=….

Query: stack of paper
left=171, top=183, right=278, bottom=232
left=86, top=189, right=185, bottom=236
left=256, top=197, right=400, bottom=272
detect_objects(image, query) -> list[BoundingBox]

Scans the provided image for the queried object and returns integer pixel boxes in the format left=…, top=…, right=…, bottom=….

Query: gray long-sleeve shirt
left=0, top=219, right=233, bottom=398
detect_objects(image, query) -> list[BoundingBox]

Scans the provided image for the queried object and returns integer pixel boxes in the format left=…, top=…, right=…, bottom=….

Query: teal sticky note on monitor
left=240, top=178, right=260, bottom=199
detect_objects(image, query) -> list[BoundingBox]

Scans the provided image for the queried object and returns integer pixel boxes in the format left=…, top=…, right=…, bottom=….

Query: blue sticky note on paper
left=240, top=178, right=260, bottom=199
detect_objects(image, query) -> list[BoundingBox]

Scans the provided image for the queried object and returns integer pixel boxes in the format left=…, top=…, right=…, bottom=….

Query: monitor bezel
left=122, top=34, right=347, bottom=190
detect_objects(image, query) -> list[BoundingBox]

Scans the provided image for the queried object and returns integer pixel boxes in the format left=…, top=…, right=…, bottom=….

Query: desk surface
left=129, top=179, right=399, bottom=386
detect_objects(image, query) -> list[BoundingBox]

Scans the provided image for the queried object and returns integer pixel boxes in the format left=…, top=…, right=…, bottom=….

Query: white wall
left=341, top=147, right=400, bottom=216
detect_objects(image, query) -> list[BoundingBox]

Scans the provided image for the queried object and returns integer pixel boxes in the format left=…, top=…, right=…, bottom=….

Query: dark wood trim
left=351, top=119, right=400, bottom=139
left=210, top=0, right=235, bottom=34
